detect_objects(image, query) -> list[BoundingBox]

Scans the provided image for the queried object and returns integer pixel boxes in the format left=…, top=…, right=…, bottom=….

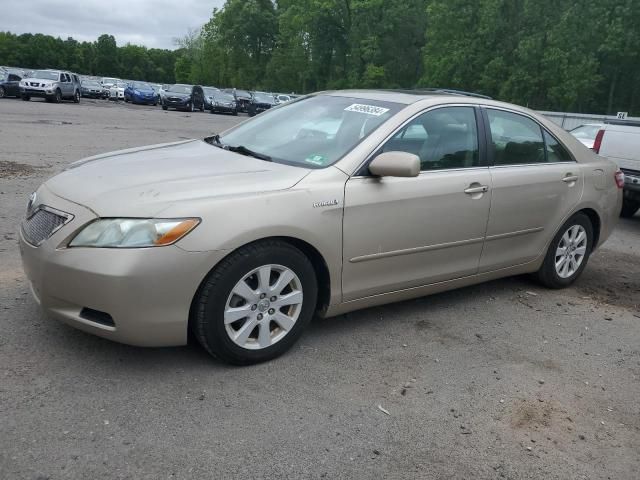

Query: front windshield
left=214, top=91, right=234, bottom=101
left=82, top=80, right=100, bottom=87
left=30, top=70, right=59, bottom=80
left=113, top=80, right=127, bottom=88
left=102, top=77, right=118, bottom=84
left=131, top=81, right=151, bottom=90
left=253, top=92, right=275, bottom=103
left=219, top=95, right=402, bottom=168
left=570, top=125, right=601, bottom=140
left=203, top=87, right=218, bottom=96
left=167, top=85, right=192, bottom=94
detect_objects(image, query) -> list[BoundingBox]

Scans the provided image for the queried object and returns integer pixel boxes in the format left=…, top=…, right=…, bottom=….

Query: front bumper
left=164, top=97, right=190, bottom=109
left=132, top=93, right=158, bottom=104
left=20, top=87, right=55, bottom=98
left=19, top=186, right=227, bottom=347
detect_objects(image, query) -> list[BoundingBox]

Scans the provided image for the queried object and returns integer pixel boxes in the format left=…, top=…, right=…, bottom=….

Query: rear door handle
left=563, top=174, right=579, bottom=183
left=464, top=185, right=489, bottom=194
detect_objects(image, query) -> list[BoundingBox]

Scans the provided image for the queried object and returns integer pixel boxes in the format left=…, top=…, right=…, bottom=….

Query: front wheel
left=536, top=213, right=593, bottom=289
left=192, top=241, right=318, bottom=365
left=0, top=87, right=5, bottom=98
left=162, top=105, right=168, bottom=111
left=54, top=89, right=62, bottom=103
left=73, top=90, right=80, bottom=103
left=21, top=95, right=30, bottom=101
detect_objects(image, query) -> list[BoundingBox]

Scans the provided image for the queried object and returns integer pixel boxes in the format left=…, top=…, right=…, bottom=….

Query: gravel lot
left=1, top=98, right=639, bottom=480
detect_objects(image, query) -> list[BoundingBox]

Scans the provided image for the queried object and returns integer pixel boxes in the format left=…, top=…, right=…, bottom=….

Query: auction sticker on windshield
left=305, top=154, right=328, bottom=166
left=344, top=104, right=390, bottom=116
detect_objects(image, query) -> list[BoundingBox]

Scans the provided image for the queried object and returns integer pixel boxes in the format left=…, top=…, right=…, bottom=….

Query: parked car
left=208, top=89, right=238, bottom=115
left=248, top=91, right=277, bottom=116
left=593, top=120, right=640, bottom=218
left=19, top=91, right=622, bottom=365
left=225, top=88, right=253, bottom=113
left=275, top=94, right=292, bottom=104
left=108, top=80, right=127, bottom=101
left=20, top=69, right=81, bottom=103
left=80, top=79, right=105, bottom=99
left=570, top=123, right=603, bottom=149
left=161, top=84, right=205, bottom=112
left=124, top=81, right=159, bottom=105
left=0, top=71, right=21, bottom=98
left=202, top=86, right=220, bottom=110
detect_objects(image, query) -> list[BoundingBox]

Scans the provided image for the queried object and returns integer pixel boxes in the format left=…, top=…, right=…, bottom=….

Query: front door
left=342, top=106, right=492, bottom=301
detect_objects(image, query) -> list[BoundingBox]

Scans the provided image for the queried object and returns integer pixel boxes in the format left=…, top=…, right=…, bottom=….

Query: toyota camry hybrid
left=19, top=90, right=623, bottom=364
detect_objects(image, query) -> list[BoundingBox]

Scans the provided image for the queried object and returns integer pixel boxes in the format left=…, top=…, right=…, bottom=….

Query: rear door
left=479, top=107, right=583, bottom=272
left=7, top=74, right=21, bottom=96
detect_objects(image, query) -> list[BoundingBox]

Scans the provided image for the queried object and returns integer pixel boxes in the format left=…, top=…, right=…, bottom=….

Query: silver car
left=20, top=69, right=81, bottom=103
left=19, top=90, right=623, bottom=364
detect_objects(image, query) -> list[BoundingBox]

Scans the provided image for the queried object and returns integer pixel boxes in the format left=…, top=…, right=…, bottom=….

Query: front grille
left=22, top=208, right=69, bottom=246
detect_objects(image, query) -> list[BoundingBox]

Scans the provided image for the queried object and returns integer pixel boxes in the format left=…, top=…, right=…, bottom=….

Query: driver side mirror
left=369, top=151, right=420, bottom=178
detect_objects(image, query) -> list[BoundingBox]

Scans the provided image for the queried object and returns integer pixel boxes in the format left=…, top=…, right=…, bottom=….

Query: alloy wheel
left=0, top=87, right=5, bottom=98
left=554, top=225, right=587, bottom=278
left=224, top=264, right=303, bottom=350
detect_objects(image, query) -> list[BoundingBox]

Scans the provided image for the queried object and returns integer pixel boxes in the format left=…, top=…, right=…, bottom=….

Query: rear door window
left=487, top=109, right=545, bottom=165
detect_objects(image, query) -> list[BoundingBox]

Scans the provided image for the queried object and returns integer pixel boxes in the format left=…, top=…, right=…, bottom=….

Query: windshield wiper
left=204, top=135, right=272, bottom=161
left=226, top=145, right=272, bottom=162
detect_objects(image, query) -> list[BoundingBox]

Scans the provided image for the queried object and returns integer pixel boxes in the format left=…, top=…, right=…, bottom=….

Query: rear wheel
left=620, top=199, right=639, bottom=218
left=0, top=87, right=5, bottom=98
left=192, top=240, right=318, bottom=365
left=536, top=213, right=593, bottom=289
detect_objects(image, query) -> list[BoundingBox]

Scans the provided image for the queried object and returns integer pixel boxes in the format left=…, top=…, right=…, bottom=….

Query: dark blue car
left=124, top=81, right=159, bottom=105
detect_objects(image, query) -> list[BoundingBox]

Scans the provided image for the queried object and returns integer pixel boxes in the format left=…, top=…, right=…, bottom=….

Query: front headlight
left=69, top=218, right=200, bottom=248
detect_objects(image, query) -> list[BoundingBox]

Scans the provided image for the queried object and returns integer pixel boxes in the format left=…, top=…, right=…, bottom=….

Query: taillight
left=615, top=171, right=625, bottom=189
left=592, top=129, right=605, bottom=153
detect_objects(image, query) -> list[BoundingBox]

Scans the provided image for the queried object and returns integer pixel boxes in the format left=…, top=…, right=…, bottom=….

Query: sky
left=0, top=0, right=226, bottom=49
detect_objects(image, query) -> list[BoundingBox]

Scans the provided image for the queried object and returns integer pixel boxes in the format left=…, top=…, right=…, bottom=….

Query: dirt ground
left=0, top=97, right=638, bottom=480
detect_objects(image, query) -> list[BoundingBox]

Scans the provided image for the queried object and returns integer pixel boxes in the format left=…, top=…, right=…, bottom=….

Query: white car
left=569, top=123, right=603, bottom=149
left=109, top=80, right=126, bottom=101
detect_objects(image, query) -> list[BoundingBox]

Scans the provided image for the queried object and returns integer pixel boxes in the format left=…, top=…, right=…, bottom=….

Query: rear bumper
left=19, top=186, right=228, bottom=347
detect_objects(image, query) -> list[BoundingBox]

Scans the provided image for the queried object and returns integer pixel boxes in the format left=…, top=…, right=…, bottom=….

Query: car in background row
left=248, top=91, right=277, bottom=116
left=202, top=86, right=219, bottom=111
left=0, top=71, right=21, bottom=98
left=108, top=80, right=127, bottom=101
left=570, top=123, right=603, bottom=149
left=224, top=88, right=253, bottom=113
left=208, top=89, right=238, bottom=115
left=81, top=79, right=106, bottom=99
left=592, top=120, right=640, bottom=218
left=20, top=70, right=81, bottom=103
left=124, top=81, right=159, bottom=105
left=161, top=84, right=205, bottom=112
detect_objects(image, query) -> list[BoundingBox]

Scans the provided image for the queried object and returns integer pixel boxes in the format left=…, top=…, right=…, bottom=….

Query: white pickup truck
left=594, top=120, right=640, bottom=217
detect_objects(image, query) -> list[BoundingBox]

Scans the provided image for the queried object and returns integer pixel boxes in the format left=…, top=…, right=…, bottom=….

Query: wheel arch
left=188, top=236, right=332, bottom=337
left=577, top=207, right=601, bottom=248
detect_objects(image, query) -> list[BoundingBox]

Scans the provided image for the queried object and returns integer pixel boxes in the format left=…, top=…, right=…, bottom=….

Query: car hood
left=45, top=140, right=311, bottom=217
left=25, top=77, right=57, bottom=84
left=165, top=92, right=190, bottom=98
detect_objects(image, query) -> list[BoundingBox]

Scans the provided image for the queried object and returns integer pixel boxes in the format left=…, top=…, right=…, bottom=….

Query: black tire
left=192, top=240, right=318, bottom=365
left=233, top=109, right=238, bottom=116
left=21, top=95, right=30, bottom=101
left=162, top=105, right=168, bottom=111
left=189, top=101, right=194, bottom=112
left=536, top=213, right=594, bottom=289
left=73, top=90, right=80, bottom=103
left=620, top=199, right=639, bottom=218
left=0, top=87, right=5, bottom=98
left=54, top=89, right=62, bottom=103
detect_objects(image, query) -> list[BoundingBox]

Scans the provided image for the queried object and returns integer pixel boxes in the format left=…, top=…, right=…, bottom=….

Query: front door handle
left=562, top=174, right=579, bottom=183
left=464, top=185, right=489, bottom=194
